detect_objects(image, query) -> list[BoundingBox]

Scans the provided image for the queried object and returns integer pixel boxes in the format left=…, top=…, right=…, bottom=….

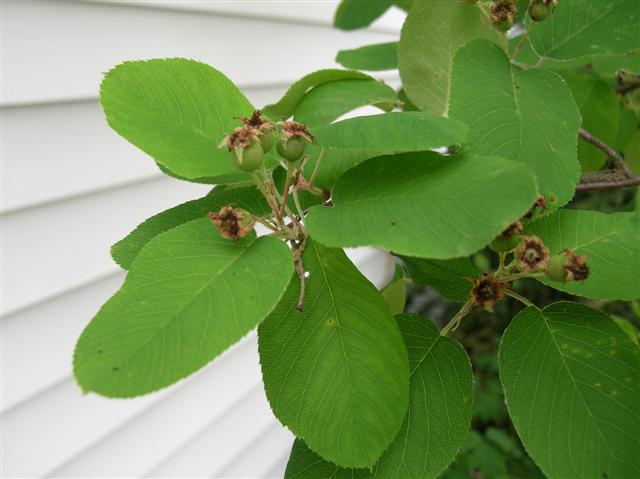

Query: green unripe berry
left=232, top=138, right=264, bottom=172
left=489, top=234, right=520, bottom=253
left=492, top=16, right=513, bottom=32
left=529, top=2, right=550, bottom=21
left=545, top=254, right=568, bottom=282
left=277, top=136, right=307, bottom=162
left=258, top=130, right=275, bottom=153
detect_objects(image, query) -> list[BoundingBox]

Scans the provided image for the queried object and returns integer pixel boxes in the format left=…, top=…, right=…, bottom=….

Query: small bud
left=515, top=235, right=550, bottom=272
left=522, top=195, right=547, bottom=222
left=546, top=248, right=590, bottom=283
left=208, top=206, right=255, bottom=240
left=490, top=0, right=517, bottom=32
left=489, top=221, right=523, bottom=252
left=528, top=0, right=557, bottom=22
left=239, top=110, right=277, bottom=153
left=277, top=121, right=314, bottom=162
left=469, top=274, right=507, bottom=312
left=221, top=126, right=265, bottom=172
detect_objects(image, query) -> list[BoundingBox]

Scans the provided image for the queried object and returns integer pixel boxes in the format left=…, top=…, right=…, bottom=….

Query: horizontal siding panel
left=93, top=0, right=406, bottom=32
left=1, top=86, right=286, bottom=213
left=1, top=177, right=210, bottom=316
left=1, top=1, right=397, bottom=105
left=44, top=335, right=273, bottom=478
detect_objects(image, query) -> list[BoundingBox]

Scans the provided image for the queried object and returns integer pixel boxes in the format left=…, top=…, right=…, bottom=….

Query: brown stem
left=279, top=166, right=293, bottom=218
left=616, top=80, right=640, bottom=95
left=293, top=239, right=307, bottom=312
left=578, top=128, right=634, bottom=178
left=576, top=176, right=640, bottom=191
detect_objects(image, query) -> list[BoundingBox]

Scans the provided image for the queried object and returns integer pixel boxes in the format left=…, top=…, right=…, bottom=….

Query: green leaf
left=527, top=0, right=640, bottom=62
left=398, top=0, right=504, bottom=116
left=305, top=152, right=538, bottom=259
left=499, top=302, right=640, bottom=479
left=258, top=241, right=409, bottom=468
left=334, top=0, right=392, bottom=31
left=563, top=73, right=620, bottom=171
left=100, top=59, right=253, bottom=180
left=449, top=40, right=581, bottom=210
left=111, top=186, right=270, bottom=270
left=524, top=209, right=640, bottom=301
left=400, top=256, right=477, bottom=302
left=592, top=50, right=640, bottom=77
left=613, top=107, right=638, bottom=151
left=312, top=112, right=468, bottom=151
left=381, top=266, right=406, bottom=315
left=302, top=145, right=378, bottom=189
left=284, top=314, right=473, bottom=479
left=336, top=42, right=398, bottom=71
left=262, top=69, right=371, bottom=120
left=74, top=218, right=293, bottom=397
left=294, top=79, right=398, bottom=127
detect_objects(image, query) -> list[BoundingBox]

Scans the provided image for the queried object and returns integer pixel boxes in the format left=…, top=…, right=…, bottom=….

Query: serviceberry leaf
left=336, top=42, right=398, bottom=71
left=499, top=302, right=640, bottom=479
left=258, top=241, right=409, bottom=468
left=74, top=218, right=293, bottom=397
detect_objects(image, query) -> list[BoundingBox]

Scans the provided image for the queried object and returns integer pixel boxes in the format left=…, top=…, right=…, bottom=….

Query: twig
left=616, top=80, right=640, bottom=95
left=506, top=289, right=535, bottom=308
left=578, top=128, right=634, bottom=178
left=576, top=176, right=640, bottom=191
left=293, top=239, right=307, bottom=312
left=510, top=28, right=530, bottom=62
left=441, top=298, right=475, bottom=336
left=308, top=147, right=325, bottom=187
left=278, top=165, right=293, bottom=218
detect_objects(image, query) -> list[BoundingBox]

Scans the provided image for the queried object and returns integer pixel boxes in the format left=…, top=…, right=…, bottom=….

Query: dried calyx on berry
left=545, top=249, right=590, bottom=283
left=277, top=121, right=314, bottom=162
left=469, top=274, right=507, bottom=312
left=489, top=221, right=523, bottom=252
left=208, top=205, right=255, bottom=241
left=515, top=235, right=550, bottom=272
left=239, top=111, right=277, bottom=153
left=221, top=126, right=264, bottom=172
left=522, top=195, right=547, bottom=222
left=490, top=0, right=517, bottom=32
left=528, top=0, right=557, bottom=22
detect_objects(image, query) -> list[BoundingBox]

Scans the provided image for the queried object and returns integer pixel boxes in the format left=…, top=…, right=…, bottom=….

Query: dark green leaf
left=294, top=79, right=398, bottom=127
left=258, top=241, right=409, bottom=468
left=398, top=0, right=504, bottom=116
left=306, top=152, right=538, bottom=259
left=400, top=256, right=477, bottom=302
left=284, top=314, right=473, bottom=479
left=563, top=73, right=620, bottom=171
left=111, top=186, right=269, bottom=269
left=262, top=69, right=371, bottom=120
left=100, top=59, right=253, bottom=179
left=527, top=0, right=640, bottom=61
left=499, top=302, right=640, bottom=479
left=449, top=40, right=581, bottom=210
left=74, top=218, right=293, bottom=397
left=524, top=209, right=640, bottom=301
left=336, top=42, right=398, bottom=71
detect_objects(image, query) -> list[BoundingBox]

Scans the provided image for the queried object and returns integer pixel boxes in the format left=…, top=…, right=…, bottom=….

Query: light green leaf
left=400, top=256, right=477, bottom=302
left=262, top=69, right=371, bottom=120
left=592, top=50, right=640, bottom=77
left=302, top=145, right=379, bottom=189
left=334, top=0, right=393, bottom=31
left=499, top=302, right=640, bottom=479
left=524, top=209, right=640, bottom=301
left=336, top=42, right=398, bottom=71
left=100, top=59, right=253, bottom=180
left=398, top=0, right=504, bottom=116
left=527, top=0, right=640, bottom=62
left=449, top=40, right=581, bottom=210
left=111, top=186, right=269, bottom=270
left=284, top=314, right=473, bottom=479
left=74, top=218, right=293, bottom=397
left=563, top=73, right=620, bottom=171
left=312, top=112, right=468, bottom=151
left=258, top=241, right=409, bottom=468
left=306, top=152, right=538, bottom=259
left=294, top=79, right=398, bottom=127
